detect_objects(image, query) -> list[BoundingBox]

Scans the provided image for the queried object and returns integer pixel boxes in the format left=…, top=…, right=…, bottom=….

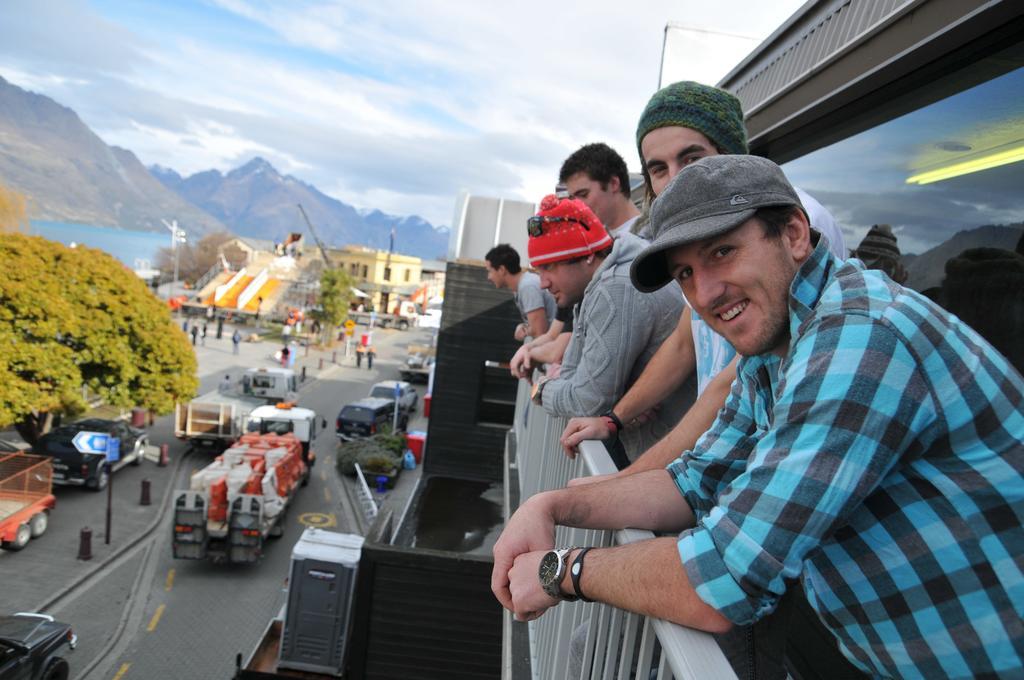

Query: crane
left=296, top=203, right=331, bottom=265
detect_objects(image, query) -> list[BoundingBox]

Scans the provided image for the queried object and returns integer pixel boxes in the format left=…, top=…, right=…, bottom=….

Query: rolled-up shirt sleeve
left=674, top=315, right=934, bottom=625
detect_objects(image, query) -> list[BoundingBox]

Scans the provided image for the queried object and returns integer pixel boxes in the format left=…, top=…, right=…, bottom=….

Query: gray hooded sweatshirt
left=541, top=233, right=694, bottom=460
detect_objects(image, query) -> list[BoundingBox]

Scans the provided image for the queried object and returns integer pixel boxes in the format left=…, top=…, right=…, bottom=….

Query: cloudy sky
left=0, top=0, right=804, bottom=227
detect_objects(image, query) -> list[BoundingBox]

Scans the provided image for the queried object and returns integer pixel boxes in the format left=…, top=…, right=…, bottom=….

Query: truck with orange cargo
left=0, top=453, right=56, bottom=551
left=171, top=432, right=311, bottom=564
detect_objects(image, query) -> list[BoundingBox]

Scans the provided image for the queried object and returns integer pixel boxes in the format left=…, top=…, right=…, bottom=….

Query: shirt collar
left=788, top=235, right=838, bottom=337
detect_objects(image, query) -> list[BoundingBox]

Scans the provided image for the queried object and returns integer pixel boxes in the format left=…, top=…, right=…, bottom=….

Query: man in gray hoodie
left=526, top=194, right=692, bottom=465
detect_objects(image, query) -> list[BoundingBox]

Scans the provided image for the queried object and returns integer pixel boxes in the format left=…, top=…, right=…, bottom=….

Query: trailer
left=175, top=368, right=299, bottom=449
left=348, top=301, right=419, bottom=330
left=0, top=453, right=56, bottom=551
left=171, top=432, right=309, bottom=564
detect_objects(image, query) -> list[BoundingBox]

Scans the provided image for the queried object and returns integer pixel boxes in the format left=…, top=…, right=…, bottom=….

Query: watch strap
left=570, top=547, right=594, bottom=602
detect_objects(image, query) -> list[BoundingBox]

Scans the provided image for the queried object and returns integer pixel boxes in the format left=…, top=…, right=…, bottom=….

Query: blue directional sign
left=106, top=437, right=120, bottom=463
left=72, top=431, right=109, bottom=455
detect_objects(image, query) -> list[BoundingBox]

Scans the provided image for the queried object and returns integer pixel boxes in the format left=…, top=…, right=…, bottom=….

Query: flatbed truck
left=171, top=432, right=310, bottom=564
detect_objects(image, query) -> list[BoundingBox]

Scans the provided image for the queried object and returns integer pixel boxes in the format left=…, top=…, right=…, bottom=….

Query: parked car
left=368, top=381, right=418, bottom=416
left=34, top=418, right=147, bottom=491
left=336, top=397, right=407, bottom=441
left=0, top=612, right=76, bottom=680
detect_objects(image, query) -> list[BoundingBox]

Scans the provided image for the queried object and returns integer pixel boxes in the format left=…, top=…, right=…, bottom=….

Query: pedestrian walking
left=201, top=322, right=208, bottom=346
left=182, top=318, right=189, bottom=332
left=280, top=345, right=290, bottom=367
left=232, top=329, right=241, bottom=355
left=190, top=324, right=198, bottom=346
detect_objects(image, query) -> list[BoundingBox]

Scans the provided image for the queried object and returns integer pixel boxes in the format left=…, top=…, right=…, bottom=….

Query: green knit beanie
left=635, top=81, right=748, bottom=161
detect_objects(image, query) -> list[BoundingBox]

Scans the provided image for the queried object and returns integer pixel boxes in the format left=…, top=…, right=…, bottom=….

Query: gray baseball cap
left=630, top=154, right=804, bottom=292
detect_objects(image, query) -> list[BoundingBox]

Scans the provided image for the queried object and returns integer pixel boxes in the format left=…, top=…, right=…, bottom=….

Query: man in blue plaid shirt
left=492, top=155, right=1024, bottom=678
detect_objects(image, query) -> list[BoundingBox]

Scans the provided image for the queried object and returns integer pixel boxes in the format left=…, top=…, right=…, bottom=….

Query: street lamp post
left=162, top=219, right=187, bottom=309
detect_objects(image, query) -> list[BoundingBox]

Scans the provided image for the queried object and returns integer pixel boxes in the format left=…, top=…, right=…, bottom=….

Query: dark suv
left=0, top=612, right=76, bottom=680
left=35, top=419, right=147, bottom=491
left=336, top=398, right=407, bottom=441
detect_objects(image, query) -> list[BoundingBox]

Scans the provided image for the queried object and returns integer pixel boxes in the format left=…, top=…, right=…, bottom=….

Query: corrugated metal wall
left=424, top=261, right=521, bottom=482
left=725, top=0, right=916, bottom=116
left=348, top=542, right=501, bottom=679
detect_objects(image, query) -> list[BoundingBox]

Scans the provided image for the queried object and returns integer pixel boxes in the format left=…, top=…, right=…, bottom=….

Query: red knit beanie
left=527, top=195, right=612, bottom=267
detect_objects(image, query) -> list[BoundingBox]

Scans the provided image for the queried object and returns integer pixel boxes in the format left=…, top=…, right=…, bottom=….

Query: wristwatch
left=538, top=548, right=577, bottom=601
left=531, top=376, right=549, bottom=405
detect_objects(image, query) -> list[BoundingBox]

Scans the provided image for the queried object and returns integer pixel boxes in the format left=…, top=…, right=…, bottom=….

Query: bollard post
left=77, top=527, right=93, bottom=561
left=301, top=366, right=307, bottom=382
left=318, top=358, right=324, bottom=370
left=304, top=342, right=309, bottom=357
left=332, top=351, right=337, bottom=364
left=158, top=444, right=169, bottom=467
left=140, top=479, right=152, bottom=506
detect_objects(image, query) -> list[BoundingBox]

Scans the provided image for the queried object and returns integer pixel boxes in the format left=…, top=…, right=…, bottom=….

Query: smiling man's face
left=666, top=214, right=811, bottom=357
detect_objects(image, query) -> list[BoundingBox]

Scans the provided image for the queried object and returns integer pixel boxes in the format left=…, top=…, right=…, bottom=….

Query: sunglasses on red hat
left=527, top=215, right=591, bottom=238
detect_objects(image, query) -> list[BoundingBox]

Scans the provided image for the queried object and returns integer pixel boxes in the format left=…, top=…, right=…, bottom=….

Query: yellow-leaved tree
left=0, top=183, right=27, bottom=233
left=0, top=234, right=199, bottom=445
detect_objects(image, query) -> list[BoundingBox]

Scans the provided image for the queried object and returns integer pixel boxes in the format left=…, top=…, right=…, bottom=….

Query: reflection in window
left=784, top=65, right=1023, bottom=293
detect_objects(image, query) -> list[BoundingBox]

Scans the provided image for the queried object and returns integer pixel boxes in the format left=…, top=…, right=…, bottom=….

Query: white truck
left=245, top=403, right=322, bottom=466
left=175, top=368, right=300, bottom=450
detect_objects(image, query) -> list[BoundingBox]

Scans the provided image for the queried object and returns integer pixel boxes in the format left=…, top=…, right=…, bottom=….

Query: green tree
left=0, top=235, right=199, bottom=445
left=317, top=267, right=355, bottom=344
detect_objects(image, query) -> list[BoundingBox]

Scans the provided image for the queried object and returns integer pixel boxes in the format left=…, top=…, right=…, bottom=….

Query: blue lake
left=28, top=220, right=171, bottom=268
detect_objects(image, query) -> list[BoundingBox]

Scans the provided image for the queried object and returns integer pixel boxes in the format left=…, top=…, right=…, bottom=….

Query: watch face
left=538, top=551, right=561, bottom=587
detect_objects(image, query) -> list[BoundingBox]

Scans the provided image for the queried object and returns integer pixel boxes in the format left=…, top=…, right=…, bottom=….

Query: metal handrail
left=194, top=260, right=225, bottom=292
left=508, top=378, right=736, bottom=680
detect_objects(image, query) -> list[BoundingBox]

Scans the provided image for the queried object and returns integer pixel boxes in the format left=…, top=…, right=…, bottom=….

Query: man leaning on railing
left=491, top=155, right=1024, bottom=680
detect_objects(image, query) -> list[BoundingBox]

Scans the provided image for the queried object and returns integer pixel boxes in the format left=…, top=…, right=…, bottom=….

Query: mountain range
left=903, top=223, right=1023, bottom=291
left=151, top=159, right=449, bottom=259
left=0, top=75, right=448, bottom=259
left=0, top=75, right=224, bottom=234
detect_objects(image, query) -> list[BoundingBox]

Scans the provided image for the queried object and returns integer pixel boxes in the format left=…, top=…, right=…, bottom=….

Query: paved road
left=0, top=321, right=433, bottom=680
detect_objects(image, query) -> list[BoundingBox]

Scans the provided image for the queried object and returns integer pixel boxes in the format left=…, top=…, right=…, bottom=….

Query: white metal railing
left=508, top=378, right=736, bottom=680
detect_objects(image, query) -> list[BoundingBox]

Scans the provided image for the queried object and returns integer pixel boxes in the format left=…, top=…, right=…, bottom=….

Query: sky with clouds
left=0, top=0, right=805, bottom=228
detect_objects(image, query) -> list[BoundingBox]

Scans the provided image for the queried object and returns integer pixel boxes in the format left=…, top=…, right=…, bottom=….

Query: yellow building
left=328, top=245, right=423, bottom=312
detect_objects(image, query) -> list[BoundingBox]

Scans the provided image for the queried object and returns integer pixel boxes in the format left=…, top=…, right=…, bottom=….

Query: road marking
left=165, top=569, right=175, bottom=592
left=147, top=604, right=166, bottom=632
left=319, top=468, right=326, bottom=482
left=323, top=486, right=332, bottom=502
left=112, top=663, right=131, bottom=680
left=298, top=512, right=337, bottom=528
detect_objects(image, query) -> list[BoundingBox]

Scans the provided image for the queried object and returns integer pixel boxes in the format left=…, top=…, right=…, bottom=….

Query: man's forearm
left=526, top=308, right=550, bottom=338
left=618, top=367, right=733, bottom=474
left=533, top=469, right=694, bottom=533
left=612, top=312, right=695, bottom=422
left=563, top=538, right=732, bottom=633
left=531, top=332, right=571, bottom=365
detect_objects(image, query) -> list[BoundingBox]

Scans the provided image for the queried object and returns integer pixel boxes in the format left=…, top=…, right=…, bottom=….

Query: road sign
left=72, top=431, right=109, bottom=455
left=106, top=437, right=121, bottom=463
left=344, top=319, right=356, bottom=331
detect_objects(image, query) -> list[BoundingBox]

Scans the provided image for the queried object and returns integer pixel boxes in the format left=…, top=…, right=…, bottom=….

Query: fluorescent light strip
left=906, top=144, right=1024, bottom=185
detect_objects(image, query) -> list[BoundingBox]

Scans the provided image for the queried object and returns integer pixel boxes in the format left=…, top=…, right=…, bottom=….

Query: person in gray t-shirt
left=485, top=244, right=558, bottom=341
